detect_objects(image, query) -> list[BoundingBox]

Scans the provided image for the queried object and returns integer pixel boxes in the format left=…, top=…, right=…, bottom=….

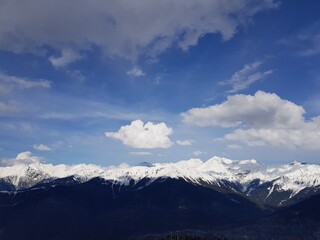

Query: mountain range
left=1, top=156, right=319, bottom=207
left=0, top=156, right=319, bottom=239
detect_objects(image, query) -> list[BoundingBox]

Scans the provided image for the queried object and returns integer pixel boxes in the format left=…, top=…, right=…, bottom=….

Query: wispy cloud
left=278, top=22, right=320, bottom=57
left=0, top=72, right=51, bottom=93
left=66, top=69, right=86, bottom=82
left=176, top=140, right=193, bottom=146
left=0, top=101, right=20, bottom=114
left=219, top=61, right=273, bottom=93
left=33, top=144, right=52, bottom=151
left=129, top=151, right=153, bottom=156
left=127, top=67, right=145, bottom=77
left=298, top=33, right=320, bottom=57
left=227, top=144, right=242, bottom=150
left=193, top=151, right=206, bottom=156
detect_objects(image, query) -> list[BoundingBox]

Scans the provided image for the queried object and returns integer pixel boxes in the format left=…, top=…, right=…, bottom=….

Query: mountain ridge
left=0, top=156, right=319, bottom=207
left=0, top=177, right=267, bottom=240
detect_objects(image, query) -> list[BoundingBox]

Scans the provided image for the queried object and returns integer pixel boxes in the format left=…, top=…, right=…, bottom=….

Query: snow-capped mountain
left=0, top=156, right=319, bottom=207
left=0, top=162, right=104, bottom=189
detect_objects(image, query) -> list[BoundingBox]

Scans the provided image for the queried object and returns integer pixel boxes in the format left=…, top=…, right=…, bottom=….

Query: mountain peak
left=290, top=160, right=304, bottom=166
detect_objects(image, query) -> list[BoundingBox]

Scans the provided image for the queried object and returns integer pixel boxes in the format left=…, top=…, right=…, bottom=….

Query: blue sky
left=1, top=0, right=320, bottom=166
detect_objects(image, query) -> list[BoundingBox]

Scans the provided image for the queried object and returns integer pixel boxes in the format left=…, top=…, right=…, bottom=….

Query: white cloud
left=183, top=91, right=320, bottom=150
left=33, top=144, right=52, bottom=151
left=129, top=151, right=153, bottom=156
left=0, top=0, right=278, bottom=60
left=225, top=123, right=320, bottom=150
left=182, top=91, right=305, bottom=128
left=127, top=67, right=145, bottom=77
left=49, top=49, right=82, bottom=68
left=0, top=72, right=51, bottom=93
left=16, top=151, right=42, bottom=163
left=219, top=61, right=273, bottom=93
left=176, top=140, right=193, bottom=146
left=1, top=151, right=43, bottom=166
left=105, top=119, right=173, bottom=149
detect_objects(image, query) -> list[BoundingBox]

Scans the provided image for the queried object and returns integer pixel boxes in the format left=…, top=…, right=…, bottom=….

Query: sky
left=0, top=0, right=320, bottom=166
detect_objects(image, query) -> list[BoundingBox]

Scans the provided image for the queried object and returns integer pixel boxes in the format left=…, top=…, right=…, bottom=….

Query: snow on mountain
left=99, top=157, right=262, bottom=186
left=0, top=162, right=104, bottom=188
left=0, top=156, right=319, bottom=202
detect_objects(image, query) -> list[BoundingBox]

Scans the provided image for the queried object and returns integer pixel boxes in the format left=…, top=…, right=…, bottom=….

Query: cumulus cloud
left=49, top=48, right=82, bottom=68
left=219, top=61, right=273, bottom=93
left=183, top=91, right=305, bottom=128
left=183, top=91, right=320, bottom=150
left=0, top=0, right=278, bottom=60
left=1, top=151, right=43, bottom=166
left=0, top=72, right=51, bottom=93
left=225, top=124, right=320, bottom=150
left=105, top=119, right=173, bottom=149
left=33, top=144, right=52, bottom=151
left=16, top=151, right=42, bottom=164
left=127, top=67, right=145, bottom=77
left=176, top=140, right=193, bottom=146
